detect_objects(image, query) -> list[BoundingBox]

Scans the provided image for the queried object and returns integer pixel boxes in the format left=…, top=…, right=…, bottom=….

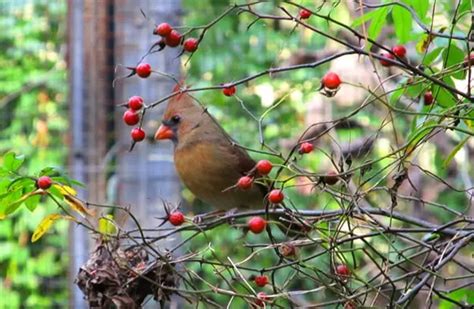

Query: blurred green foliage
left=0, top=0, right=68, bottom=307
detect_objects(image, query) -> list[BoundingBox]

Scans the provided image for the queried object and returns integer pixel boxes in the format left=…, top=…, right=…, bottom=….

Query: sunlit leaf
left=406, top=120, right=437, bottom=154
left=442, top=136, right=469, bottom=168
left=422, top=47, right=444, bottom=66
left=416, top=34, right=434, bottom=53
left=3, top=152, right=25, bottom=172
left=432, top=77, right=458, bottom=107
left=367, top=7, right=390, bottom=49
left=408, top=0, right=429, bottom=21
left=392, top=5, right=412, bottom=43
left=25, top=194, right=41, bottom=211
left=442, top=43, right=465, bottom=80
left=53, top=184, right=77, bottom=196
left=64, top=195, right=93, bottom=217
left=31, top=214, right=62, bottom=242
left=4, top=191, right=39, bottom=215
left=99, top=214, right=117, bottom=237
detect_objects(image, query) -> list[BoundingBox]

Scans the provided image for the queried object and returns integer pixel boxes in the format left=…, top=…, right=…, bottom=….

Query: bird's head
left=154, top=84, right=206, bottom=145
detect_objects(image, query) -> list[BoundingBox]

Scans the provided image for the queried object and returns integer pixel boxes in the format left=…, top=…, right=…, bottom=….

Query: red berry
left=268, top=189, right=284, bottom=204
left=392, top=45, right=406, bottom=58
left=131, top=128, right=146, bottom=142
left=36, top=176, right=52, bottom=190
left=154, top=22, right=172, bottom=37
left=344, top=301, right=357, bottom=309
left=136, top=63, right=152, bottom=78
left=123, top=110, right=140, bottom=126
left=379, top=52, right=395, bottom=67
left=322, top=72, right=341, bottom=89
left=424, top=91, right=434, bottom=105
left=336, top=264, right=351, bottom=277
left=165, top=30, right=182, bottom=47
left=299, top=9, right=311, bottom=19
left=183, top=38, right=199, bottom=52
left=324, top=171, right=339, bottom=185
left=222, top=84, right=236, bottom=96
left=298, top=142, right=314, bottom=154
left=237, top=176, right=253, bottom=190
left=169, top=211, right=185, bottom=226
left=128, top=96, right=144, bottom=110
left=254, top=275, right=268, bottom=287
left=256, top=160, right=273, bottom=175
left=255, top=292, right=268, bottom=307
left=248, top=216, right=267, bottom=234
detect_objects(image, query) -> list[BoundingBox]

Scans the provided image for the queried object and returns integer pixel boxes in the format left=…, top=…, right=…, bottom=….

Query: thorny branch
left=77, top=1, right=474, bottom=308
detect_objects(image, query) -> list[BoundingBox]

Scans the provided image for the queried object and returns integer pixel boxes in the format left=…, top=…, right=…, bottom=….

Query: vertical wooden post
left=114, top=0, right=182, bottom=232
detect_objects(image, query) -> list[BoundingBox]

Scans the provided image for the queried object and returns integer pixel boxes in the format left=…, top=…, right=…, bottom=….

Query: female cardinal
left=154, top=87, right=266, bottom=211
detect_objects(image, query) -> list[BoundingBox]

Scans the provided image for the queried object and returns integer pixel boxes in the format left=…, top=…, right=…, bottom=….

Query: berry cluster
left=154, top=22, right=199, bottom=52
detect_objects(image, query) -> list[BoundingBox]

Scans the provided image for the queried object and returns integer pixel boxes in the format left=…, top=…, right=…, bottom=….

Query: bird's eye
left=171, top=115, right=181, bottom=123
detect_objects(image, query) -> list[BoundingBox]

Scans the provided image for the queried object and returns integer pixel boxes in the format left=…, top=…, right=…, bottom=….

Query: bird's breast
left=174, top=142, right=264, bottom=210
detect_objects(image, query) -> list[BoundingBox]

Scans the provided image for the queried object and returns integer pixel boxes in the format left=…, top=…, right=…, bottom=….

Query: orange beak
left=154, top=124, right=175, bottom=140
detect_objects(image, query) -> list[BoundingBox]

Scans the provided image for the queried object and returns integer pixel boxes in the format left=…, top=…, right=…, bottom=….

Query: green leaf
left=458, top=0, right=472, bottom=15
left=392, top=5, right=412, bottom=43
left=367, top=7, right=390, bottom=49
left=406, top=120, right=437, bottom=154
left=422, top=47, right=444, bottom=66
left=408, top=0, right=429, bottom=21
left=442, top=136, right=469, bottom=168
left=25, top=194, right=41, bottom=211
left=432, top=77, right=458, bottom=108
left=442, top=43, right=465, bottom=80
left=389, top=87, right=405, bottom=105
left=352, top=7, right=385, bottom=27
left=405, top=80, right=424, bottom=98
left=3, top=152, right=25, bottom=172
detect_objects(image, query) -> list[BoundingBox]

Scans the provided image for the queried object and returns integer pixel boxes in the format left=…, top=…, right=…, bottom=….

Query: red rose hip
left=36, top=176, right=53, bottom=190
left=154, top=22, right=172, bottom=37
left=165, top=30, right=182, bottom=47
left=322, top=72, right=341, bottom=89
left=268, top=189, right=284, bottom=204
left=248, top=216, right=267, bottom=234
left=256, top=160, right=273, bottom=175
left=222, top=84, right=236, bottom=96
left=254, top=275, right=268, bottom=287
left=183, top=38, right=199, bottom=52
left=128, top=96, right=144, bottom=110
left=298, top=142, right=314, bottom=154
left=123, top=110, right=140, bottom=126
left=131, top=128, right=146, bottom=142
left=380, top=52, right=395, bottom=67
left=336, top=264, right=351, bottom=277
left=392, top=45, right=406, bottom=58
left=424, top=91, right=434, bottom=105
left=237, top=176, right=253, bottom=190
left=169, top=211, right=185, bottom=226
left=299, top=9, right=311, bottom=19
left=136, top=63, right=152, bottom=78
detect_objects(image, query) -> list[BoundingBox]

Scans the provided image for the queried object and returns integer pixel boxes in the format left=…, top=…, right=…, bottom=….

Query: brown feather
left=162, top=92, right=266, bottom=210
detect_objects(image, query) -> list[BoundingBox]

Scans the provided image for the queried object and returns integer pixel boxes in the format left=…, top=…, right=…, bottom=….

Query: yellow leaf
left=53, top=184, right=77, bottom=196
left=64, top=195, right=93, bottom=217
left=99, top=214, right=117, bottom=236
left=31, top=214, right=62, bottom=242
left=0, top=213, right=5, bottom=220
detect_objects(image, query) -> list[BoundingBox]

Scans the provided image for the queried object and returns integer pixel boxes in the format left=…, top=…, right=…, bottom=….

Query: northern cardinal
left=154, top=87, right=266, bottom=211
